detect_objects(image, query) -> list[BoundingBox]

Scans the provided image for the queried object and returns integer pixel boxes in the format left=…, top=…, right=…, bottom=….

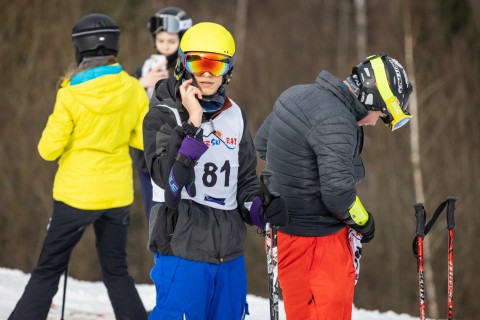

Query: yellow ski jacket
left=38, top=64, right=149, bottom=210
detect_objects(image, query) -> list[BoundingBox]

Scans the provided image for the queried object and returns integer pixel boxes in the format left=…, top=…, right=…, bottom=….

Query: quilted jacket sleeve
left=309, top=112, right=358, bottom=225
left=254, top=112, right=274, bottom=162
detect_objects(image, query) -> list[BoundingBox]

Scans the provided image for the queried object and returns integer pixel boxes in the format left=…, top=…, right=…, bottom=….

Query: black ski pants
left=8, top=201, right=147, bottom=320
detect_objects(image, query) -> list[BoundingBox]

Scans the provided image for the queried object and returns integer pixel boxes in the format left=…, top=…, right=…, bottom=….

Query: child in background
left=132, top=7, right=192, bottom=223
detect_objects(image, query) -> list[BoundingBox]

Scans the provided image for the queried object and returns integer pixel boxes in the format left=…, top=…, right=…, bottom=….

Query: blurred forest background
left=1, top=0, right=479, bottom=318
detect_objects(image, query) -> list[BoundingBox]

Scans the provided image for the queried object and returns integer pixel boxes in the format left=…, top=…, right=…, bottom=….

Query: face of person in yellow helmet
left=193, top=72, right=223, bottom=96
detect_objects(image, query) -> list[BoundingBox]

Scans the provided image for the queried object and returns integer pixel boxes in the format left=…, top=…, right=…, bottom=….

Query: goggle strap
left=370, top=57, right=410, bottom=130
left=178, top=19, right=192, bottom=31
left=72, top=28, right=120, bottom=38
left=151, top=15, right=192, bottom=34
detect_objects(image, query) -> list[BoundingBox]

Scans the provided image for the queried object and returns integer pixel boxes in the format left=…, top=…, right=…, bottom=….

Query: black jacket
left=254, top=71, right=368, bottom=236
left=143, top=76, right=260, bottom=263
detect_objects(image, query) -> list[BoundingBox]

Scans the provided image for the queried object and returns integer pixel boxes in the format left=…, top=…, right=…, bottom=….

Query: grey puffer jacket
left=254, top=71, right=368, bottom=236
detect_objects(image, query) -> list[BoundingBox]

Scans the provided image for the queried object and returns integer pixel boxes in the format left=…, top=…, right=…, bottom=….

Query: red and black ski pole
left=413, top=203, right=426, bottom=320
left=412, top=197, right=457, bottom=320
left=446, top=197, right=456, bottom=320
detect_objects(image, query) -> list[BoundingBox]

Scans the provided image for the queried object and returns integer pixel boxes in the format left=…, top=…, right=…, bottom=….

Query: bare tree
left=353, top=0, right=367, bottom=59
left=403, top=2, right=439, bottom=318
left=234, top=0, right=249, bottom=64
left=337, top=0, right=350, bottom=68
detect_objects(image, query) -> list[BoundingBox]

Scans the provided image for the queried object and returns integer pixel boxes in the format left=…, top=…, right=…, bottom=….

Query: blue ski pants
left=149, top=254, right=249, bottom=320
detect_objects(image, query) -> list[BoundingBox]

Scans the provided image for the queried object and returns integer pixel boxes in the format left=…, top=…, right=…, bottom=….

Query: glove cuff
left=348, top=196, right=369, bottom=226
left=178, top=135, right=208, bottom=161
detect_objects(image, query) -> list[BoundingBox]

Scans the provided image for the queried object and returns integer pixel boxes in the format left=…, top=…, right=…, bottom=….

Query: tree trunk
left=234, top=0, right=249, bottom=64
left=403, top=2, right=439, bottom=318
left=336, top=0, right=350, bottom=68
left=354, top=0, right=367, bottom=59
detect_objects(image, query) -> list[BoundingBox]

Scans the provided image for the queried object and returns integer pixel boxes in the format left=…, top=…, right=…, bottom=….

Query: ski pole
left=61, top=264, right=68, bottom=320
left=413, top=203, right=426, bottom=320
left=260, top=171, right=279, bottom=320
left=446, top=197, right=456, bottom=320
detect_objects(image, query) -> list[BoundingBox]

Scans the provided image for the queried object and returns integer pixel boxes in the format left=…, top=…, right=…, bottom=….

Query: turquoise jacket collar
left=70, top=64, right=122, bottom=86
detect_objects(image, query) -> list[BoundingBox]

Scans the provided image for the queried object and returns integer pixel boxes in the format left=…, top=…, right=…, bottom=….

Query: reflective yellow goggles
left=370, top=56, right=412, bottom=131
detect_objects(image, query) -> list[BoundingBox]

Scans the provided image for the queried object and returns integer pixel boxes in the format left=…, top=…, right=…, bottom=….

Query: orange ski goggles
left=181, top=51, right=233, bottom=76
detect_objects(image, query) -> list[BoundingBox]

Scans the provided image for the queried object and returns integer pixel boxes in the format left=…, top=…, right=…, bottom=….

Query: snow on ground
left=0, top=267, right=419, bottom=319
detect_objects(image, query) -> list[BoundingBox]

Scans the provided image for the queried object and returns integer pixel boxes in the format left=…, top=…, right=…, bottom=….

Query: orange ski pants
left=277, top=227, right=355, bottom=320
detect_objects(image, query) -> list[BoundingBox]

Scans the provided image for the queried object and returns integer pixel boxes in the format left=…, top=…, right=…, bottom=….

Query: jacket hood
left=62, top=64, right=133, bottom=115
left=154, top=75, right=180, bottom=105
left=315, top=71, right=368, bottom=121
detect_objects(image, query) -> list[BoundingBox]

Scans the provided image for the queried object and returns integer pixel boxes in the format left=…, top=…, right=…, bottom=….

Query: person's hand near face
left=357, top=110, right=387, bottom=127
left=179, top=73, right=222, bottom=127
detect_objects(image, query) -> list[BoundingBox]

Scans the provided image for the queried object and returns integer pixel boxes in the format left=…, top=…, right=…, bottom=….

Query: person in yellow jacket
left=9, top=14, right=149, bottom=320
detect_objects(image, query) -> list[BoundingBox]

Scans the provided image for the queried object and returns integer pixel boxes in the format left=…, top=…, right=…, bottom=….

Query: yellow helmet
left=180, top=22, right=235, bottom=57
left=175, top=22, right=236, bottom=83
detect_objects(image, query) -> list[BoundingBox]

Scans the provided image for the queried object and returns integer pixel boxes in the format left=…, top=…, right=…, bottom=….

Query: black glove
left=164, top=160, right=196, bottom=208
left=249, top=195, right=288, bottom=228
left=264, top=195, right=288, bottom=227
left=352, top=212, right=375, bottom=243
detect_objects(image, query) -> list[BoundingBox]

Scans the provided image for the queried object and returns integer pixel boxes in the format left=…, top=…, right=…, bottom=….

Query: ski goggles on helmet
left=367, top=55, right=412, bottom=131
left=181, top=51, right=233, bottom=77
left=355, top=55, right=412, bottom=131
left=148, top=14, right=192, bottom=34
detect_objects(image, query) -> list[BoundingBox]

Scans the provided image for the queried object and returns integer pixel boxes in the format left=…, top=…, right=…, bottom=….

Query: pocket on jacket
left=148, top=203, right=178, bottom=255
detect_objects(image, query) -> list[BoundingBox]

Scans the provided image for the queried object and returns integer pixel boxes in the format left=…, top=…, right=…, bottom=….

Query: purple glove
left=249, top=196, right=288, bottom=229
left=250, top=197, right=266, bottom=228
left=178, top=135, right=208, bottom=161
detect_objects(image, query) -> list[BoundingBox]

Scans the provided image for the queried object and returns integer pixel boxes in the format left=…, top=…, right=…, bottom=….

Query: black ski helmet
left=350, top=53, right=413, bottom=131
left=72, top=13, right=120, bottom=65
left=147, top=6, right=192, bottom=40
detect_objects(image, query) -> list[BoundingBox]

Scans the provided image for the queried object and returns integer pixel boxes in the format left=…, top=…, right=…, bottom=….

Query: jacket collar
left=315, top=71, right=368, bottom=121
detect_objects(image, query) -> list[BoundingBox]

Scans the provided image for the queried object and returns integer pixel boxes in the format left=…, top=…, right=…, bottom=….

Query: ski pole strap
left=412, top=198, right=450, bottom=258
left=423, top=199, right=448, bottom=236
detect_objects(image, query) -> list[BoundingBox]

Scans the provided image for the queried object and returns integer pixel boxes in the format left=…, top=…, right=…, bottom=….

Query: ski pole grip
left=413, top=203, right=426, bottom=237
left=446, top=197, right=456, bottom=230
left=260, top=170, right=273, bottom=206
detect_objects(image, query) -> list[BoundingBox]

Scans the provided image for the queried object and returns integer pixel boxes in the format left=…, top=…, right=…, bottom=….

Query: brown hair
left=57, top=55, right=118, bottom=89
